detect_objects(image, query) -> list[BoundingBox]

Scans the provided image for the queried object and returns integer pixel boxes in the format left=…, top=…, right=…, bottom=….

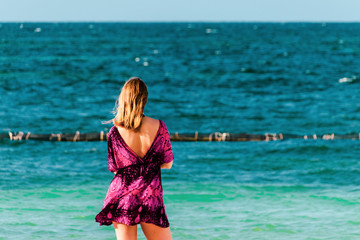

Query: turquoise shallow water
left=1, top=23, right=360, bottom=239
left=1, top=140, right=360, bottom=239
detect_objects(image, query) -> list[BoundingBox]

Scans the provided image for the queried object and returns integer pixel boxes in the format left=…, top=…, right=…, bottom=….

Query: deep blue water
left=1, top=23, right=360, bottom=239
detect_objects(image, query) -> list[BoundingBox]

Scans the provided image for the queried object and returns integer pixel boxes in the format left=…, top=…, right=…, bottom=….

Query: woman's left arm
left=108, top=133, right=118, bottom=173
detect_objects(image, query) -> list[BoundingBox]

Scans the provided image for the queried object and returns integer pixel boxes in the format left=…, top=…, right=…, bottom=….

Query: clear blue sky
left=0, top=0, right=359, bottom=22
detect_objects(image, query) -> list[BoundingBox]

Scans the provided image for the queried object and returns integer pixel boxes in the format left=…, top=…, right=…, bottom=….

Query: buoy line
left=1, top=131, right=360, bottom=142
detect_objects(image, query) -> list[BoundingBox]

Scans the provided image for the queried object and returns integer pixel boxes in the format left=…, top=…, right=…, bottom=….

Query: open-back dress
left=95, top=119, right=174, bottom=228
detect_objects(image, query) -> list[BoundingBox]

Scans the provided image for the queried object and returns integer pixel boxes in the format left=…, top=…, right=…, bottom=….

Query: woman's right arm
left=161, top=161, right=173, bottom=169
left=161, top=121, right=174, bottom=169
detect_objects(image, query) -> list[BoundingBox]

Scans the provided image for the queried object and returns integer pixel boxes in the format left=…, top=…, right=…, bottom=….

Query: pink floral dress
left=95, top=120, right=174, bottom=228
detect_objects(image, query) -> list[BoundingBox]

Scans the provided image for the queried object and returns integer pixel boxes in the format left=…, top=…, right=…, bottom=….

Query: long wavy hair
left=106, top=77, right=148, bottom=130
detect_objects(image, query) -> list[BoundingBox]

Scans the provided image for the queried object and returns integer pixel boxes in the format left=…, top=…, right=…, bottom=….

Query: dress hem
left=95, top=219, right=170, bottom=228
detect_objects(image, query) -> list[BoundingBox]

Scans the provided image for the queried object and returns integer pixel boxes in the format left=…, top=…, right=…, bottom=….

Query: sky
left=0, top=0, right=359, bottom=22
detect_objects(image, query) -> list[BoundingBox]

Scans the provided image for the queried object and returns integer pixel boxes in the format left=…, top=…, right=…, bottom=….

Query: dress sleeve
left=162, top=121, right=174, bottom=164
left=107, top=132, right=118, bottom=172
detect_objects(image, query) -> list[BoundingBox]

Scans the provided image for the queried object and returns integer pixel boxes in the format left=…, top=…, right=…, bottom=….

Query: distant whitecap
left=89, top=24, right=94, bottom=29
left=153, top=49, right=159, bottom=54
left=34, top=28, right=41, bottom=33
left=339, top=77, right=356, bottom=83
left=215, top=50, right=221, bottom=55
left=20, top=24, right=23, bottom=29
left=143, top=61, right=149, bottom=67
left=338, top=39, right=344, bottom=44
left=135, top=57, right=140, bottom=62
left=205, top=28, right=217, bottom=34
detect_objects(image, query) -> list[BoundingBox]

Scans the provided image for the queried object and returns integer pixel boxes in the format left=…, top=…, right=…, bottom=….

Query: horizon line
left=1, top=20, right=360, bottom=24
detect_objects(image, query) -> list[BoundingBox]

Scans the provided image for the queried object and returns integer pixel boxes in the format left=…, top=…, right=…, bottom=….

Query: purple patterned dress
left=95, top=120, right=174, bottom=228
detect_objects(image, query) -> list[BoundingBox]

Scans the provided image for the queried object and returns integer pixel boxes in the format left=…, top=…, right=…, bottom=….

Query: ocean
left=1, top=22, right=360, bottom=239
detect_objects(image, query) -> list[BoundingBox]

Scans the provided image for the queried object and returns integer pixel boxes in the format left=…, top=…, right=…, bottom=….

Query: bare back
left=116, top=116, right=160, bottom=159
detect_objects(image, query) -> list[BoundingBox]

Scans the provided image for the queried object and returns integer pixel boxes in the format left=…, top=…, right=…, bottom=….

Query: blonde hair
left=106, top=77, right=148, bottom=130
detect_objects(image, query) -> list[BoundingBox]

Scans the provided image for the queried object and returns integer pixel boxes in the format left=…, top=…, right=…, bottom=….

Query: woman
left=95, top=77, right=174, bottom=240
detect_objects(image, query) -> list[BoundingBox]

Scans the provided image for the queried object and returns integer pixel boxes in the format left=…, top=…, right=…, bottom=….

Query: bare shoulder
left=142, top=116, right=160, bottom=132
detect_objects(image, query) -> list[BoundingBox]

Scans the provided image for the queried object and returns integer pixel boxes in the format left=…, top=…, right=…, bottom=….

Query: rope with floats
left=1, top=131, right=360, bottom=142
